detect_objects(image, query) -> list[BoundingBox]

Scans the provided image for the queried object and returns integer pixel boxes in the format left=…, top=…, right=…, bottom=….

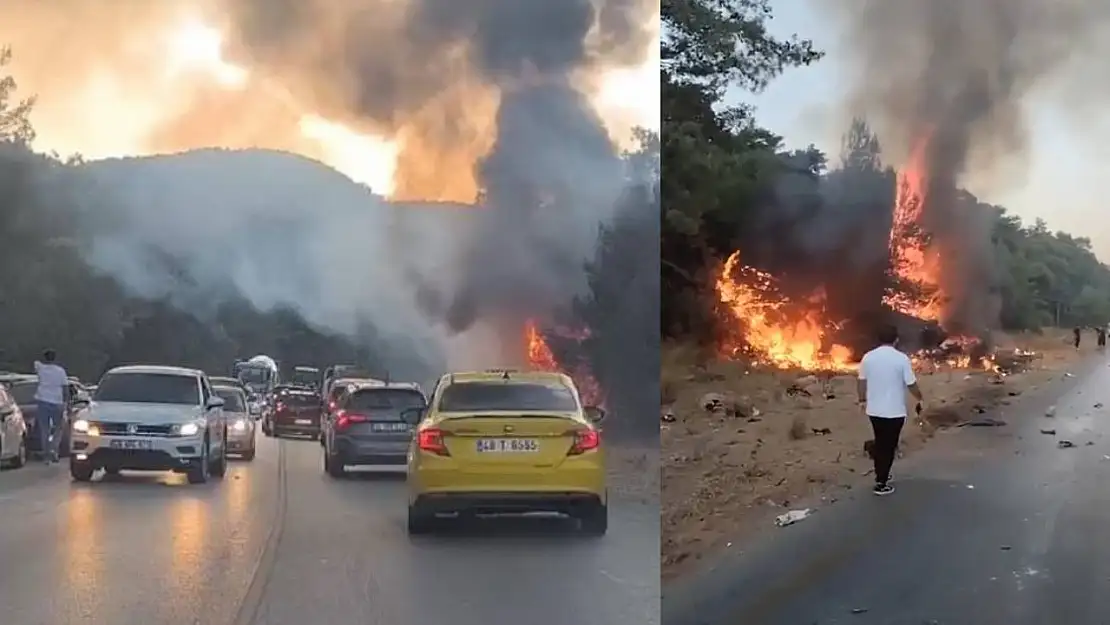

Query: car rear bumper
left=273, top=420, right=320, bottom=434
left=412, top=491, right=604, bottom=515
left=334, top=437, right=408, bottom=465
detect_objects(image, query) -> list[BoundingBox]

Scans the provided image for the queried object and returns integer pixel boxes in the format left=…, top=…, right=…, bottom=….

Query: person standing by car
left=856, top=325, right=924, bottom=496
left=33, top=349, right=67, bottom=464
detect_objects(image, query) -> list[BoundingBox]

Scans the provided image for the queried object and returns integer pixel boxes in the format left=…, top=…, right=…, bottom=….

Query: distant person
left=856, top=324, right=924, bottom=496
left=1099, top=326, right=1107, bottom=349
left=33, top=349, right=67, bottom=464
left=1074, top=326, right=1082, bottom=350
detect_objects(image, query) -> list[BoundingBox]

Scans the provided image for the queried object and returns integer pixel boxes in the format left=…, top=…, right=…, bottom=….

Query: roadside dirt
left=661, top=329, right=1089, bottom=581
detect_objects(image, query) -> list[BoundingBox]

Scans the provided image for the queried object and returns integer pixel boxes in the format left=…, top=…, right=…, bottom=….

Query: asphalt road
left=0, top=435, right=659, bottom=625
left=664, top=358, right=1110, bottom=625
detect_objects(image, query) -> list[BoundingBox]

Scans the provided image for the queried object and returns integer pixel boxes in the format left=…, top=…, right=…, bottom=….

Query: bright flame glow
left=298, top=115, right=398, bottom=195
left=165, top=20, right=248, bottom=88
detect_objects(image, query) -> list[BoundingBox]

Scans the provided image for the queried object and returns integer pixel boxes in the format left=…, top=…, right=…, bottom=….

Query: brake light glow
left=275, top=402, right=285, bottom=413
left=568, top=428, right=600, bottom=455
left=328, top=400, right=337, bottom=411
left=335, top=410, right=369, bottom=430
left=417, top=427, right=449, bottom=456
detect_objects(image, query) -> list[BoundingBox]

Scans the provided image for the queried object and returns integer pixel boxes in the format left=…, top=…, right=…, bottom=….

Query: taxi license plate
left=370, top=422, right=410, bottom=432
left=476, top=438, right=539, bottom=453
left=295, top=419, right=312, bottom=425
left=109, top=439, right=152, bottom=450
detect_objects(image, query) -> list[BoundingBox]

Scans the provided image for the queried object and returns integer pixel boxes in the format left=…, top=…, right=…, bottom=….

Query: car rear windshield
left=346, top=389, right=426, bottom=412
left=280, top=392, right=320, bottom=407
left=214, top=387, right=247, bottom=412
left=7, top=382, right=36, bottom=405
left=95, top=373, right=200, bottom=405
left=437, top=382, right=577, bottom=412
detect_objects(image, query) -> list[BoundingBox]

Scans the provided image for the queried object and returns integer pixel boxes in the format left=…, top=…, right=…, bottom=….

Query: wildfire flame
left=883, top=134, right=945, bottom=320
left=524, top=320, right=604, bottom=406
left=712, top=132, right=996, bottom=373
left=716, top=252, right=854, bottom=371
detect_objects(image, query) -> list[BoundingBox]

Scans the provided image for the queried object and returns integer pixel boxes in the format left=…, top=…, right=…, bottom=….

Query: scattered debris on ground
left=773, top=508, right=812, bottom=527
left=662, top=329, right=1087, bottom=580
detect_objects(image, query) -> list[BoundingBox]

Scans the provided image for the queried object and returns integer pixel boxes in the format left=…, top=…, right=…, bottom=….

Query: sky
left=731, top=0, right=1110, bottom=260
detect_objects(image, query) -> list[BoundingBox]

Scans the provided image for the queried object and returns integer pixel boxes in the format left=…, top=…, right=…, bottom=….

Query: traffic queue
left=0, top=358, right=610, bottom=535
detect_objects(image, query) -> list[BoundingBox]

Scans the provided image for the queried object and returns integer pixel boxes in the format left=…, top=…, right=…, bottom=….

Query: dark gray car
left=322, top=382, right=426, bottom=477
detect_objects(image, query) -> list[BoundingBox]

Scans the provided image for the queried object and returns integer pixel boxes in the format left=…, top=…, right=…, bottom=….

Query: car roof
left=443, top=369, right=574, bottom=387
left=105, top=365, right=203, bottom=377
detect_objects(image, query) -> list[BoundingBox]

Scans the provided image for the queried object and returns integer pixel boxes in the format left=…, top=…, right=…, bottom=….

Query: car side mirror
left=206, top=396, right=225, bottom=410
left=584, top=406, right=606, bottom=423
left=400, top=407, right=425, bottom=425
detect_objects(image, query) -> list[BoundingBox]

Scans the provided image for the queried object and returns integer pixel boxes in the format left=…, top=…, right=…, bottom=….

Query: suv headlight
left=231, top=418, right=249, bottom=431
left=173, top=422, right=201, bottom=437
left=72, top=419, right=97, bottom=435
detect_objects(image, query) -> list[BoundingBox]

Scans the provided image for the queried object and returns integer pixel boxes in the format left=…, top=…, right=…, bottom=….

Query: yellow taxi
left=400, top=369, right=607, bottom=535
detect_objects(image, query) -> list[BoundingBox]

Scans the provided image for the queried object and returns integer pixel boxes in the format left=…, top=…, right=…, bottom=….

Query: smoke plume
left=0, top=0, right=657, bottom=370
left=820, top=0, right=1110, bottom=334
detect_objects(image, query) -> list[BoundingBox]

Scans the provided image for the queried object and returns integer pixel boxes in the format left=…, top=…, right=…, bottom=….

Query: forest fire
left=716, top=253, right=854, bottom=371
left=884, top=134, right=946, bottom=320
left=524, top=320, right=604, bottom=406
left=714, top=132, right=993, bottom=372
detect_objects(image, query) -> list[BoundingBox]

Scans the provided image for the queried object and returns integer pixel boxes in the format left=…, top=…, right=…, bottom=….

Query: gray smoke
left=823, top=0, right=1110, bottom=334
left=217, top=0, right=649, bottom=342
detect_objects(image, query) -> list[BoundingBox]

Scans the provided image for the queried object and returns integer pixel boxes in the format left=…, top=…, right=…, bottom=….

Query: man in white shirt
left=33, top=349, right=68, bottom=464
left=856, top=325, right=924, bottom=496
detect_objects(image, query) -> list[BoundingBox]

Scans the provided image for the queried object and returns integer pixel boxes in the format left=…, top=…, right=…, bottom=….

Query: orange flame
left=524, top=320, right=604, bottom=406
left=715, top=252, right=854, bottom=371
left=884, top=134, right=945, bottom=320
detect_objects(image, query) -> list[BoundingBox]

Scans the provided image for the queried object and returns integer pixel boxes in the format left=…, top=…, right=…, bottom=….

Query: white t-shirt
left=34, top=361, right=68, bottom=405
left=857, top=345, right=916, bottom=418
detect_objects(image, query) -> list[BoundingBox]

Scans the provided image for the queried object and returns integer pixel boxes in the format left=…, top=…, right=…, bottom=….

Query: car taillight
left=275, top=402, right=285, bottom=412
left=328, top=400, right=337, bottom=411
left=568, top=428, right=600, bottom=455
left=417, top=427, right=449, bottom=456
left=335, top=410, right=369, bottom=431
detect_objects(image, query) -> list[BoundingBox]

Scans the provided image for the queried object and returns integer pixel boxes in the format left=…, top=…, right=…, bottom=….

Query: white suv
left=70, top=365, right=228, bottom=484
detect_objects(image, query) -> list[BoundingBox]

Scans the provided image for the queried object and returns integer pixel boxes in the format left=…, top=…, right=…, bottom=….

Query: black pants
left=869, top=416, right=905, bottom=485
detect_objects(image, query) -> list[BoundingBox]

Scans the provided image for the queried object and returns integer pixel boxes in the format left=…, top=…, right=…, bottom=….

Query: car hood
left=89, top=402, right=205, bottom=425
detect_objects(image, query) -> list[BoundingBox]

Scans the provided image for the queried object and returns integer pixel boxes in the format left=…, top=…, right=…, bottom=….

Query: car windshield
left=8, top=382, right=36, bottom=405
left=438, top=382, right=578, bottom=412
left=95, top=373, right=200, bottom=405
left=347, top=389, right=425, bottom=412
left=214, top=387, right=247, bottom=412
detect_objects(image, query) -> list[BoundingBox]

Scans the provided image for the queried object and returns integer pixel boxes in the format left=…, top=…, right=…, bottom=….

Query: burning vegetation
left=715, top=129, right=1006, bottom=373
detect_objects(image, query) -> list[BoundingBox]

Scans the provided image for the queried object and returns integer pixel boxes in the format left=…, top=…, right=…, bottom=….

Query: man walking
left=33, top=349, right=67, bottom=464
left=857, top=325, right=924, bottom=496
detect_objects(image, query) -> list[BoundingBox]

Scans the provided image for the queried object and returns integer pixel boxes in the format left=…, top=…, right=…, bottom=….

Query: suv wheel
left=210, top=431, right=228, bottom=479
left=324, top=447, right=345, bottom=478
left=187, top=441, right=210, bottom=484
left=70, top=457, right=94, bottom=482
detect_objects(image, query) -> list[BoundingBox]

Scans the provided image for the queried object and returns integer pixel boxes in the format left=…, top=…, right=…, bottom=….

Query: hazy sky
left=732, top=0, right=1110, bottom=260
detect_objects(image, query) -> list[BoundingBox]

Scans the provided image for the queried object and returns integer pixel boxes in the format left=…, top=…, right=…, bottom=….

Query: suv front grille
left=93, top=422, right=175, bottom=437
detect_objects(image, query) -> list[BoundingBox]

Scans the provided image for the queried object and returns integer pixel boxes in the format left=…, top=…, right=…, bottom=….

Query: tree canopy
left=661, top=0, right=1110, bottom=345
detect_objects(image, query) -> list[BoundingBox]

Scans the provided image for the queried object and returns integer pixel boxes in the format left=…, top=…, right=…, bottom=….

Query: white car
left=70, top=365, right=229, bottom=484
left=0, top=385, right=27, bottom=469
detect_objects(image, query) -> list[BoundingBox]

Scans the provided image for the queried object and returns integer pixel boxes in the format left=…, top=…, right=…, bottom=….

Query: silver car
left=214, top=385, right=256, bottom=461
left=322, top=382, right=426, bottom=477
